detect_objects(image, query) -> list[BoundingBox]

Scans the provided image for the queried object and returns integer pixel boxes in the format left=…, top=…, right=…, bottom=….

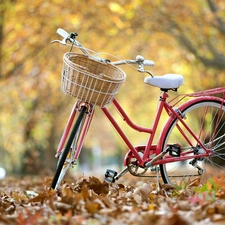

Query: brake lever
left=51, top=38, right=67, bottom=45
left=137, top=68, right=154, bottom=77
left=135, top=56, right=154, bottom=77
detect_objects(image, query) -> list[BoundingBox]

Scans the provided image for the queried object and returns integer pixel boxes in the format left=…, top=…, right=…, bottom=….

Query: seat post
left=159, top=91, right=169, bottom=102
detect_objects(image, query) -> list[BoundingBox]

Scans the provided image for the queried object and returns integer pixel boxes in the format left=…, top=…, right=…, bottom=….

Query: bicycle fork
left=55, top=102, right=94, bottom=163
left=51, top=103, right=94, bottom=190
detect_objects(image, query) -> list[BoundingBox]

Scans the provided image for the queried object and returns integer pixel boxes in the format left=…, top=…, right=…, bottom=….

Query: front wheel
left=160, top=99, right=225, bottom=186
left=51, top=106, right=88, bottom=190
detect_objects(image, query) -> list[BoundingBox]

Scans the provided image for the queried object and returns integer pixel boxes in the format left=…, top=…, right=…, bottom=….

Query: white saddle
left=144, top=74, right=184, bottom=89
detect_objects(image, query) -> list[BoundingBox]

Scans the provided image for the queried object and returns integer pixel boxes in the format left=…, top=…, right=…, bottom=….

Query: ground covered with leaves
left=1, top=175, right=225, bottom=225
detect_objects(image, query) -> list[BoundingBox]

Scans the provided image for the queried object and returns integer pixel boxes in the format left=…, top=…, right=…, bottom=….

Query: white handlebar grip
left=144, top=60, right=155, bottom=67
left=57, top=28, right=69, bottom=38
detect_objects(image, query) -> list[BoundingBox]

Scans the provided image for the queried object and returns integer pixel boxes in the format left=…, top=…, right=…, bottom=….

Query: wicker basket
left=61, top=53, right=126, bottom=107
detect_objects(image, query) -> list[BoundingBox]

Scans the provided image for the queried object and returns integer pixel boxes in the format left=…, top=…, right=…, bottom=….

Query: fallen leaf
left=85, top=200, right=100, bottom=214
left=133, top=183, right=152, bottom=204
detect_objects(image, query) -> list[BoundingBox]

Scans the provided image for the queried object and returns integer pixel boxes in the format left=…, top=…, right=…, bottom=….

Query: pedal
left=104, top=169, right=117, bottom=183
left=169, top=144, right=181, bottom=157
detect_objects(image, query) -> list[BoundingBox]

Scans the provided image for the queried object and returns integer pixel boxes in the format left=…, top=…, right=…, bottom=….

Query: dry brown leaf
left=85, top=200, right=100, bottom=214
left=74, top=192, right=85, bottom=203
left=61, top=186, right=74, bottom=204
left=5, top=204, right=16, bottom=214
left=54, top=201, right=72, bottom=212
left=89, top=176, right=109, bottom=194
left=133, top=183, right=152, bottom=204
left=101, top=196, right=116, bottom=209
left=160, top=213, right=191, bottom=225
left=206, top=205, right=216, bottom=215
left=80, top=184, right=91, bottom=200
left=215, top=203, right=225, bottom=215
left=176, top=200, right=192, bottom=211
left=212, top=214, right=225, bottom=223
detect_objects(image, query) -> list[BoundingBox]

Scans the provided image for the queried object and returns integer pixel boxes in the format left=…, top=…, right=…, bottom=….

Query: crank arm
left=114, top=167, right=129, bottom=181
left=145, top=147, right=170, bottom=168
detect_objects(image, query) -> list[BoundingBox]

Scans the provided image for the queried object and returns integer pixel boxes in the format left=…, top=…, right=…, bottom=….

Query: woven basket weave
left=61, top=53, right=126, bottom=107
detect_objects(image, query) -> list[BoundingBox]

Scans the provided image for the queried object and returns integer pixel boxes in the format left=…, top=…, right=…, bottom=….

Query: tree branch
left=177, top=33, right=225, bottom=69
left=207, top=0, right=225, bottom=34
left=157, top=8, right=225, bottom=70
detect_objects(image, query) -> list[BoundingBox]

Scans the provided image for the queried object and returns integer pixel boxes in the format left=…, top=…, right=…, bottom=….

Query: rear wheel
left=51, top=106, right=87, bottom=190
left=160, top=99, right=225, bottom=186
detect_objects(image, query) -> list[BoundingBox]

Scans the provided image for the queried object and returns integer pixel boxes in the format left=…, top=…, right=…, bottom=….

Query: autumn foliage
left=1, top=176, right=225, bottom=225
left=1, top=0, right=225, bottom=174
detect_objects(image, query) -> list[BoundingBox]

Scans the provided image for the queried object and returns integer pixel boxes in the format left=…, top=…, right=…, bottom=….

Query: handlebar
left=52, top=28, right=155, bottom=76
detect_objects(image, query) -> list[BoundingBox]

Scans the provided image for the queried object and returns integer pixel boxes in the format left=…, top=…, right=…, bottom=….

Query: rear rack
left=169, top=87, right=225, bottom=107
left=186, top=87, right=225, bottom=97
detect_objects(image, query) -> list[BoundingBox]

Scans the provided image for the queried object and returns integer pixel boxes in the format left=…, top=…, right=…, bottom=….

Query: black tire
left=160, top=99, right=225, bottom=185
left=51, top=106, right=87, bottom=190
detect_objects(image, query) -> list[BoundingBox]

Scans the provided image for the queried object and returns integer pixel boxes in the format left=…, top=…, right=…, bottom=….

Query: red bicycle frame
left=102, top=94, right=213, bottom=167
left=56, top=88, right=225, bottom=168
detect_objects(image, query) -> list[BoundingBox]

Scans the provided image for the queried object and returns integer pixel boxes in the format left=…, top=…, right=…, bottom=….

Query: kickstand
left=155, top=166, right=161, bottom=191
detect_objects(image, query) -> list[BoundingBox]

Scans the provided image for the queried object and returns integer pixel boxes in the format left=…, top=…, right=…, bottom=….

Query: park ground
left=1, top=174, right=225, bottom=225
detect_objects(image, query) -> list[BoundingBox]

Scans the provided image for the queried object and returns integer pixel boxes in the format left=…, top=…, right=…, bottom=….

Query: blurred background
left=0, top=0, right=225, bottom=177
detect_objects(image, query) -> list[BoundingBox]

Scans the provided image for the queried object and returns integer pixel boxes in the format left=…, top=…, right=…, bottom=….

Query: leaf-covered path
left=0, top=176, right=225, bottom=225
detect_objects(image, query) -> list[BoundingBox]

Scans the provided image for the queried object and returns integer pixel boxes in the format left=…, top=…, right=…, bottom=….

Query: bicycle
left=50, top=28, right=225, bottom=190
